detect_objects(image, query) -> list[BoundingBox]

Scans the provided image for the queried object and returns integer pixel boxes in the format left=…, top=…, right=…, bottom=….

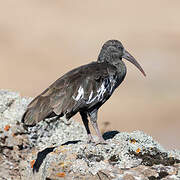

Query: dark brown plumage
left=22, top=40, right=146, bottom=144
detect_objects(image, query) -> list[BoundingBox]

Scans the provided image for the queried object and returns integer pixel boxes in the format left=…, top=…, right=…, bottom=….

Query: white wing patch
left=97, top=82, right=106, bottom=101
left=86, top=82, right=106, bottom=104
left=73, top=86, right=84, bottom=101
left=73, top=76, right=117, bottom=105
left=87, top=77, right=116, bottom=104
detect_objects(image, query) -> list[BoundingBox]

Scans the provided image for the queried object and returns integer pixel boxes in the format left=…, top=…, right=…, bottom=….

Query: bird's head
left=98, top=40, right=146, bottom=76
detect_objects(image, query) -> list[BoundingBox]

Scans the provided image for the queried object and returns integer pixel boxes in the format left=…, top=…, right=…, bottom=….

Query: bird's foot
left=87, top=134, right=107, bottom=145
left=94, top=139, right=107, bottom=145
left=87, top=134, right=95, bottom=144
left=94, top=134, right=107, bottom=145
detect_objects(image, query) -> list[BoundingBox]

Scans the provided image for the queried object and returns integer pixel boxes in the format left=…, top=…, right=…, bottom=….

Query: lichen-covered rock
left=0, top=90, right=180, bottom=180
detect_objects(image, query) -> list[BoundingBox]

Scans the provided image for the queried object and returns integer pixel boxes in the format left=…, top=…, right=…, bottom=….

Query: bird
left=21, top=40, right=146, bottom=144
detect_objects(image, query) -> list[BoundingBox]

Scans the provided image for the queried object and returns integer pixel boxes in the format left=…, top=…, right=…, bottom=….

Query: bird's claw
left=94, top=139, right=107, bottom=145
left=87, top=134, right=107, bottom=145
left=87, top=134, right=95, bottom=144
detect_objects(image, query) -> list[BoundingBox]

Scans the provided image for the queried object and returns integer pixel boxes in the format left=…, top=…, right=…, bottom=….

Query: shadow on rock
left=61, top=140, right=81, bottom=146
left=102, top=130, right=119, bottom=140
left=33, top=140, right=81, bottom=173
left=33, top=147, right=56, bottom=173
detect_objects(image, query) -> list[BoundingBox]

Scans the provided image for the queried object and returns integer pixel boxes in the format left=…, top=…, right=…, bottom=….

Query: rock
left=0, top=90, right=180, bottom=180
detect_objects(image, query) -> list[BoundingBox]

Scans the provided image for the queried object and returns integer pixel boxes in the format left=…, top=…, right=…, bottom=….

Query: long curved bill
left=122, top=50, right=146, bottom=77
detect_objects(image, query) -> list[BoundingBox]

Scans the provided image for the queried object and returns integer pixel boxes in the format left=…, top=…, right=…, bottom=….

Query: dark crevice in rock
left=62, top=140, right=81, bottom=146
left=148, top=171, right=169, bottom=180
left=108, top=154, right=119, bottom=165
left=130, top=147, right=180, bottom=166
left=0, top=136, right=8, bottom=144
left=0, top=145, right=13, bottom=153
left=77, top=153, right=104, bottom=163
left=33, top=147, right=56, bottom=173
left=6, top=99, right=15, bottom=108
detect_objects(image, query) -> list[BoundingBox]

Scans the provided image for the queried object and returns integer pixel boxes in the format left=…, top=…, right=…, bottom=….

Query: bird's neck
left=111, top=58, right=125, bottom=70
left=112, top=59, right=127, bottom=84
left=97, top=55, right=127, bottom=82
left=98, top=58, right=126, bottom=89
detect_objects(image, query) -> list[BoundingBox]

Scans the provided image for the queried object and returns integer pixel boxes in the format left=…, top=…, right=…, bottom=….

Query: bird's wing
left=22, top=62, right=117, bottom=126
left=52, top=62, right=118, bottom=114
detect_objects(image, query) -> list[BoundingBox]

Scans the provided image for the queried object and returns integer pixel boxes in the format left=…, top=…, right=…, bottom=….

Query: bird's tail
left=21, top=109, right=37, bottom=127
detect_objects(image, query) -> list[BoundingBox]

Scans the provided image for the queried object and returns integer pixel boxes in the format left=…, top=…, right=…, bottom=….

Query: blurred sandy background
left=0, top=0, right=180, bottom=149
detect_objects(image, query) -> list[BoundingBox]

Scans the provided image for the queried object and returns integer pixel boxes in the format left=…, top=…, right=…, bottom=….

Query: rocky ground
left=0, top=90, right=180, bottom=180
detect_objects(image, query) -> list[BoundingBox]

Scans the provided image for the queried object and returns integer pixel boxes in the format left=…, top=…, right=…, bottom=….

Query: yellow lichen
left=30, top=160, right=35, bottom=168
left=4, top=125, right=10, bottom=131
left=130, top=139, right=136, bottom=144
left=136, top=148, right=141, bottom=153
left=56, top=172, right=66, bottom=177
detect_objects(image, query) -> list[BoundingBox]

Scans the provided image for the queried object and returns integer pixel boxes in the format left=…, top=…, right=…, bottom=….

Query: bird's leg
left=88, top=110, right=106, bottom=144
left=80, top=112, right=95, bottom=143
